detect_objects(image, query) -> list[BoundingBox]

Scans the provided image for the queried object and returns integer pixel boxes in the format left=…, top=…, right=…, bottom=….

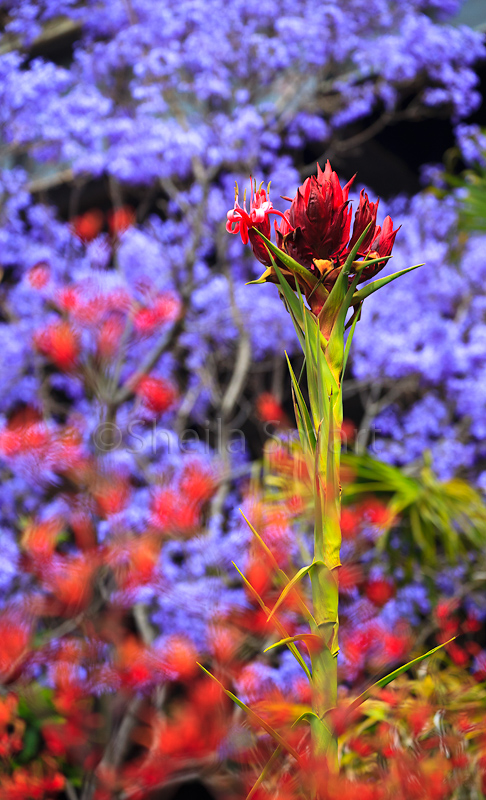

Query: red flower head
left=231, top=162, right=401, bottom=317
left=281, top=161, right=355, bottom=273
left=347, top=189, right=381, bottom=258
left=226, top=179, right=286, bottom=266
left=359, top=215, right=400, bottom=282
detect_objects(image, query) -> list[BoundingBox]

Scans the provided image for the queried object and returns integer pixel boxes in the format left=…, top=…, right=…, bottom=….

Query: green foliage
left=342, top=452, right=486, bottom=562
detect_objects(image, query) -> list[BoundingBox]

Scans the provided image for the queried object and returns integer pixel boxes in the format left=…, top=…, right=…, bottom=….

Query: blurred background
left=1, top=1, right=486, bottom=798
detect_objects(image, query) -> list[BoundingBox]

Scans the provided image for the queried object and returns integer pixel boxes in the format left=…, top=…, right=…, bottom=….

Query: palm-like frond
left=342, top=452, right=486, bottom=563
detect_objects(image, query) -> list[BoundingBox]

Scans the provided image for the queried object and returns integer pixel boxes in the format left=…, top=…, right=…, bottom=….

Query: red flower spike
left=230, top=161, right=400, bottom=313
left=346, top=189, right=380, bottom=258
left=285, top=165, right=354, bottom=269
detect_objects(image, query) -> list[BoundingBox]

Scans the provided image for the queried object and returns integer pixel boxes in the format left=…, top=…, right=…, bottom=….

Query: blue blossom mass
left=0, top=0, right=485, bottom=678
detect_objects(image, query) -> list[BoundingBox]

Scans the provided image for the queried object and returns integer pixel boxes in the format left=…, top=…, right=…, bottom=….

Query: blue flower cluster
left=0, top=0, right=484, bottom=659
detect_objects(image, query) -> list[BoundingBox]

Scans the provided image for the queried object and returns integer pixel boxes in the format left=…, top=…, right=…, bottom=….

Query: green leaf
left=318, top=223, right=373, bottom=336
left=293, top=710, right=320, bottom=725
left=272, top=258, right=305, bottom=330
left=245, top=710, right=320, bottom=800
left=342, top=304, right=361, bottom=376
left=246, top=745, right=283, bottom=800
left=233, top=552, right=313, bottom=678
left=349, top=637, right=456, bottom=712
left=285, top=352, right=317, bottom=453
left=17, top=726, right=41, bottom=763
left=263, top=633, right=322, bottom=653
left=325, top=267, right=363, bottom=378
left=197, top=663, right=301, bottom=761
left=252, top=229, right=320, bottom=289
left=267, top=562, right=323, bottom=622
left=232, top=561, right=312, bottom=680
left=351, top=264, right=423, bottom=304
left=240, top=510, right=317, bottom=624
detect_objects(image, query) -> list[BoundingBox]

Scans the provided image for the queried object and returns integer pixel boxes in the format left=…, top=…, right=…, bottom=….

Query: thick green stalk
left=310, top=382, right=343, bottom=776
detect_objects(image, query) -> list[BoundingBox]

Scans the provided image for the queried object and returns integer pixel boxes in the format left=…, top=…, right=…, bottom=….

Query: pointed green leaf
left=352, top=264, right=424, bottom=303
left=232, top=561, right=311, bottom=680
left=285, top=352, right=317, bottom=453
left=341, top=223, right=375, bottom=277
left=239, top=513, right=317, bottom=628
left=342, top=304, right=361, bottom=376
left=271, top=258, right=305, bottom=329
left=197, top=664, right=300, bottom=760
left=263, top=633, right=322, bottom=653
left=293, top=710, right=320, bottom=725
left=267, top=562, right=323, bottom=622
left=325, top=268, right=363, bottom=378
left=302, top=295, right=321, bottom=428
left=252, top=229, right=320, bottom=290
left=246, top=745, right=282, bottom=800
left=246, top=266, right=274, bottom=286
left=318, top=223, right=373, bottom=336
left=349, top=637, right=456, bottom=712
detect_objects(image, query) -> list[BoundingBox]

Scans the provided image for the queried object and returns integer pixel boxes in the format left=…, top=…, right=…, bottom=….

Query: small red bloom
left=226, top=180, right=286, bottom=265
left=340, top=507, right=360, bottom=540
left=133, top=293, right=180, bottom=335
left=34, top=321, right=79, bottom=370
left=179, top=462, right=216, bottom=506
left=0, top=612, right=31, bottom=682
left=108, top=205, right=136, bottom=236
left=27, top=261, right=51, bottom=289
left=151, top=487, right=200, bottom=535
left=164, top=636, right=198, bottom=680
left=72, top=209, right=104, bottom=242
left=339, top=563, right=363, bottom=594
left=256, top=392, right=288, bottom=426
left=136, top=376, right=177, bottom=415
left=97, top=316, right=126, bottom=358
left=359, top=215, right=400, bottom=281
left=365, top=577, right=395, bottom=607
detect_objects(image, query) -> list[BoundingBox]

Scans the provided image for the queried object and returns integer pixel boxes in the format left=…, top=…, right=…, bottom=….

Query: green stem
left=310, top=386, right=343, bottom=778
